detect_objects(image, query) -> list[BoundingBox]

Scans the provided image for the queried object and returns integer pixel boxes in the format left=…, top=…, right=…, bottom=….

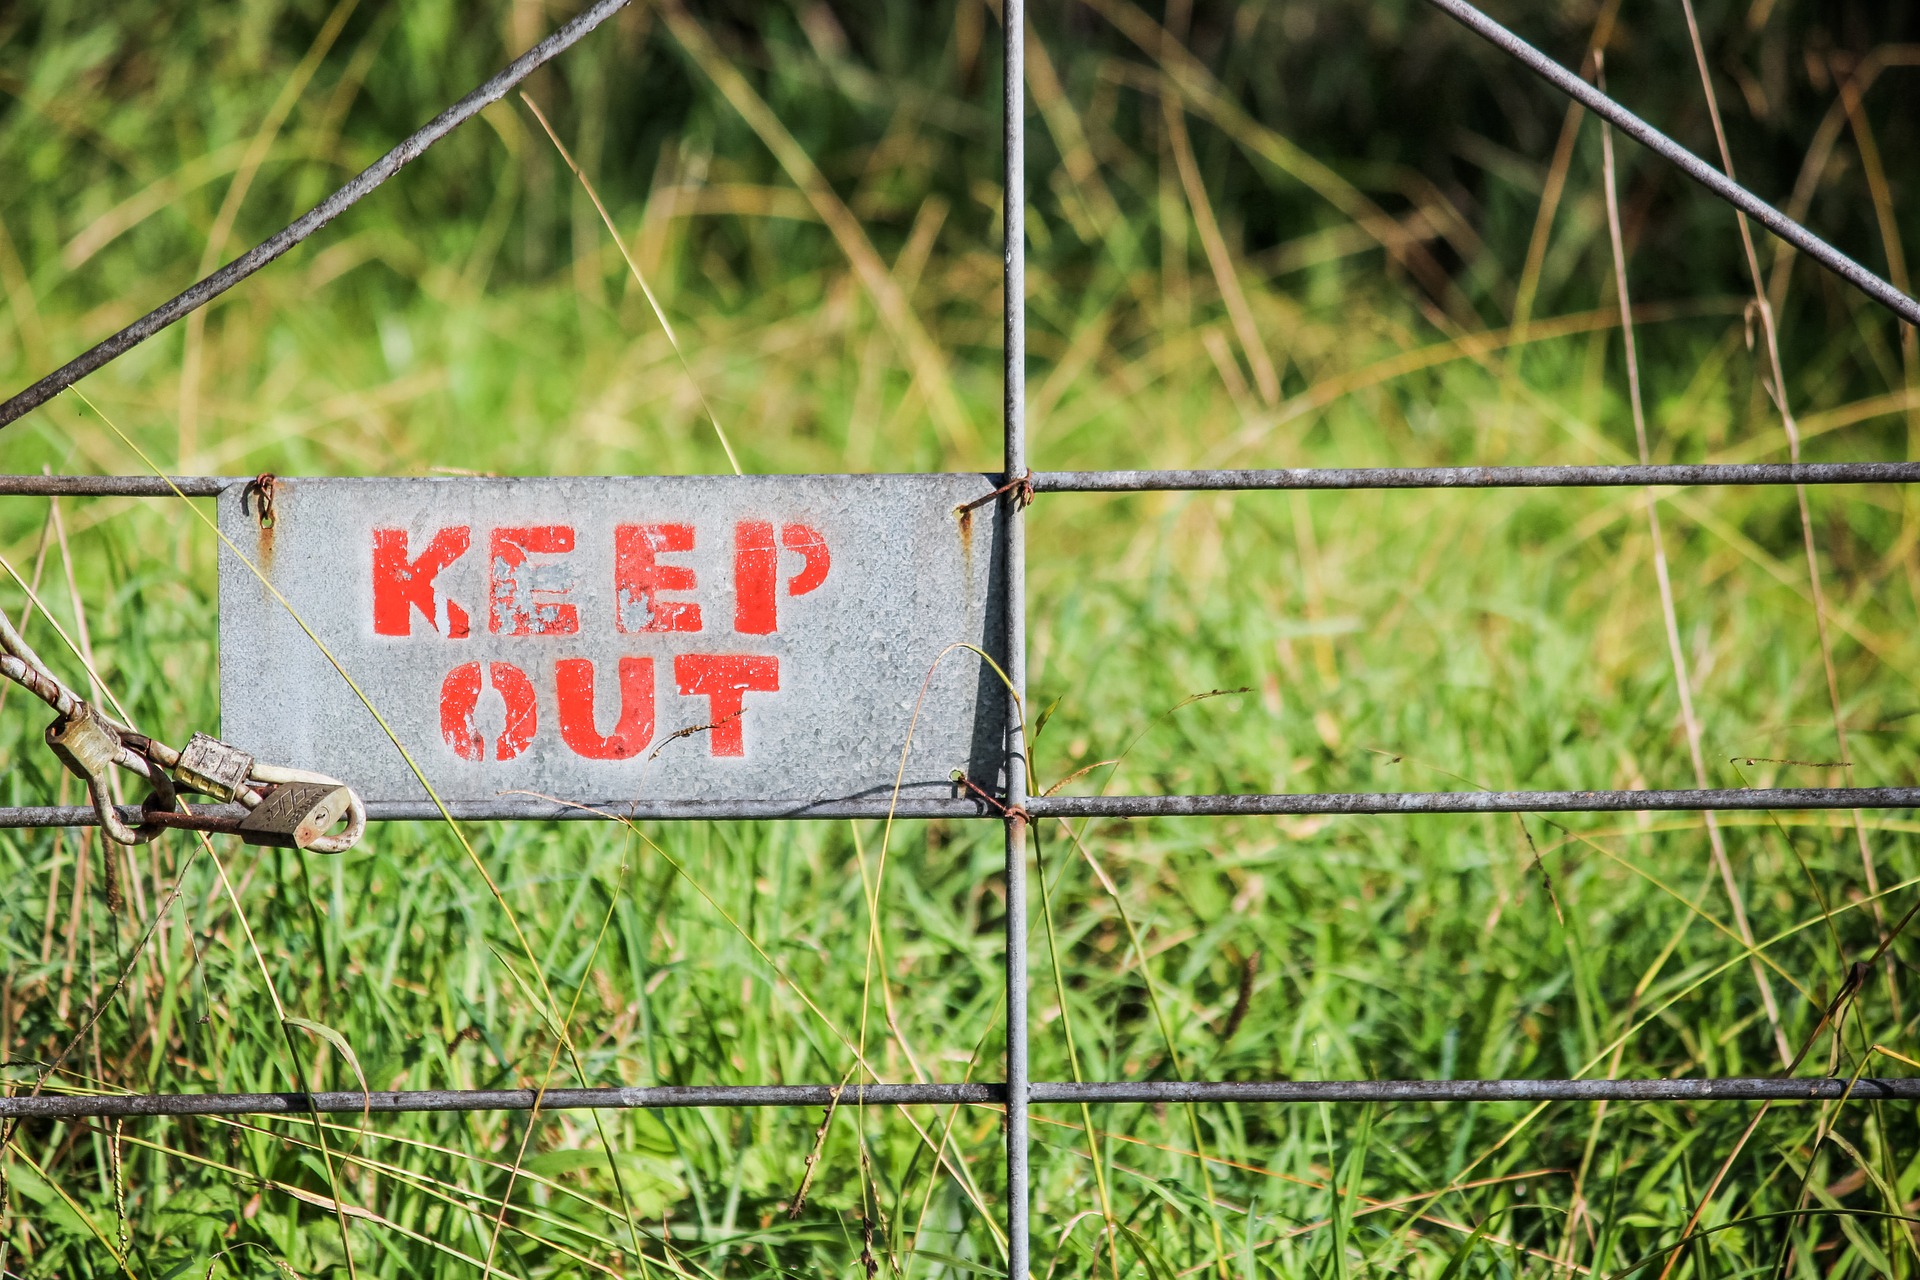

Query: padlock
left=175, top=732, right=256, bottom=803
left=45, top=706, right=122, bottom=782
left=237, top=781, right=355, bottom=850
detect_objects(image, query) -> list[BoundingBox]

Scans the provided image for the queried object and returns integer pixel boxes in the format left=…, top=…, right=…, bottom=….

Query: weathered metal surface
left=8, top=1075, right=1917, bottom=1120
left=9, top=460, right=1920, bottom=501
left=219, top=476, right=1007, bottom=809
left=0, top=475, right=230, bottom=497
left=13, top=783, right=1920, bottom=832
left=1034, top=462, right=1920, bottom=492
left=1001, top=0, right=1032, bottom=1260
left=236, top=781, right=355, bottom=848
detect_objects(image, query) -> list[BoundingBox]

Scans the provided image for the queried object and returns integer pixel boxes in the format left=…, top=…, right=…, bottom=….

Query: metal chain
left=0, top=602, right=364, bottom=852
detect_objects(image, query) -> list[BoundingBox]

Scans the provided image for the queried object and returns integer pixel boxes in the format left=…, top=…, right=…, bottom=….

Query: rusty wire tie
left=241, top=472, right=277, bottom=529
left=955, top=471, right=1035, bottom=517
left=950, top=770, right=1030, bottom=824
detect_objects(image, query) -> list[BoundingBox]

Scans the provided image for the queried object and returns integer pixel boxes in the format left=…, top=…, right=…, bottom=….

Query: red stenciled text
left=374, top=520, right=828, bottom=760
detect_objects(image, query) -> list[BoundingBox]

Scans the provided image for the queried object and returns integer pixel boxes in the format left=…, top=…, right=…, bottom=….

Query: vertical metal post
left=1001, top=0, right=1030, bottom=1275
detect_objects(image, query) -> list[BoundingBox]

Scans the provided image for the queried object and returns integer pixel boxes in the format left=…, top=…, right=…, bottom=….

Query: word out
left=372, top=521, right=829, bottom=760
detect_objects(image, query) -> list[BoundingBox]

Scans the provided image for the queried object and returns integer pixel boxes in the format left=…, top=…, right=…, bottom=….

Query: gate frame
left=5, top=0, right=1920, bottom=1271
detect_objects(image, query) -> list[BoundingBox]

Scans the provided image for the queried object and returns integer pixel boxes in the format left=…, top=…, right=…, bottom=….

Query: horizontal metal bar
left=1035, top=1078, right=1920, bottom=1104
left=1421, top=0, right=1920, bottom=328
left=0, top=786, right=1914, bottom=832
left=0, top=1084, right=998, bottom=1120
left=0, top=0, right=633, bottom=430
left=0, top=476, right=231, bottom=498
left=5, top=1077, right=1914, bottom=1119
left=0, top=786, right=1912, bottom=836
left=0, top=799, right=995, bottom=829
left=5, top=463, right=1920, bottom=502
left=1030, top=787, right=1920, bottom=818
left=1033, top=463, right=1920, bottom=492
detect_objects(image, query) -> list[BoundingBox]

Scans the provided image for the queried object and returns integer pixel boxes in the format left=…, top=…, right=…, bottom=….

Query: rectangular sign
left=218, top=476, right=1007, bottom=810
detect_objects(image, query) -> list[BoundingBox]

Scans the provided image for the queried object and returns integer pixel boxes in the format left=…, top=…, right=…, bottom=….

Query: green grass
left=4, top=0, right=1920, bottom=1275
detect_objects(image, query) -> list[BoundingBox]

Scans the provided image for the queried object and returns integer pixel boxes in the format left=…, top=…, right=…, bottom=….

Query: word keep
left=373, top=521, right=830, bottom=762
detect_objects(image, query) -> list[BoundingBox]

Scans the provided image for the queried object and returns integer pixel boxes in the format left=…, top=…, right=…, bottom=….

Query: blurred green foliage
left=3, top=1, right=1920, bottom=1277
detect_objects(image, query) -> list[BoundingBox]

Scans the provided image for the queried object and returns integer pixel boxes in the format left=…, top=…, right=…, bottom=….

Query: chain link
left=0, top=600, right=364, bottom=852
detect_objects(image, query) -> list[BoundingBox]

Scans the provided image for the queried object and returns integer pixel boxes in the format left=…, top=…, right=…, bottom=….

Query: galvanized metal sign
left=218, top=477, right=1006, bottom=810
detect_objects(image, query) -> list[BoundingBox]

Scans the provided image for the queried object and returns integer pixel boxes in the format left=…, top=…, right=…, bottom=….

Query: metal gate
left=3, top=2, right=1919, bottom=1274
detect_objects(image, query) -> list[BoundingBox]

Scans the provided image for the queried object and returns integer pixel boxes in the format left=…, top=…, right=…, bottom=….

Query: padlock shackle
left=86, top=777, right=145, bottom=845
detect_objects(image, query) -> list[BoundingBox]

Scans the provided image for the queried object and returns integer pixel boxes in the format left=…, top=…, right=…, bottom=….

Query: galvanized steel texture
left=217, top=475, right=1008, bottom=808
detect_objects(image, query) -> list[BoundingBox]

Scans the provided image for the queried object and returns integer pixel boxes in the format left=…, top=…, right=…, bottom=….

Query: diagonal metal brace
left=0, top=0, right=633, bottom=429
left=1421, top=0, right=1920, bottom=327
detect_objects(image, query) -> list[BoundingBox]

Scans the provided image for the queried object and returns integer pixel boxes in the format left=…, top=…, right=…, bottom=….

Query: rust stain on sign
left=218, top=475, right=1008, bottom=808
left=242, top=473, right=278, bottom=568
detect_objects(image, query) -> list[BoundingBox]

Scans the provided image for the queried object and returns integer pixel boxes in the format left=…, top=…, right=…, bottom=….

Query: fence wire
left=2, top=0, right=1918, bottom=1269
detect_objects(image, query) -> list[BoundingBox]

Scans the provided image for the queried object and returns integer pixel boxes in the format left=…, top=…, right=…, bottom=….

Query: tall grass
left=3, top=0, right=1920, bottom=1275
